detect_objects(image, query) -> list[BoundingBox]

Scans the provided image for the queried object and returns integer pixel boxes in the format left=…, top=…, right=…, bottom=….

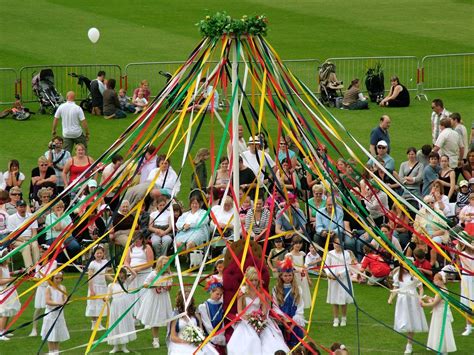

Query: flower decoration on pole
left=196, top=12, right=268, bottom=38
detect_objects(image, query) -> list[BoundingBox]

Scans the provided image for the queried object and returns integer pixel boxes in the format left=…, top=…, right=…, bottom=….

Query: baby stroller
left=69, top=72, right=92, bottom=113
left=318, top=62, right=344, bottom=107
left=32, top=69, right=64, bottom=114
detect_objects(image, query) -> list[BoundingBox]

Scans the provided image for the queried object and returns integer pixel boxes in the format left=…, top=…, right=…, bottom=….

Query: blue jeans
left=115, top=109, right=127, bottom=118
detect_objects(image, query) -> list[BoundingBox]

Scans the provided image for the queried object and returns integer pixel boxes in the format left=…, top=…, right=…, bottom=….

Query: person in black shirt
left=379, top=76, right=410, bottom=108
left=238, top=155, right=258, bottom=200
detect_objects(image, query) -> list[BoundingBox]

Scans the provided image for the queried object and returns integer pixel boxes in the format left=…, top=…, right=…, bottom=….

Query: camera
left=48, top=141, right=56, bottom=149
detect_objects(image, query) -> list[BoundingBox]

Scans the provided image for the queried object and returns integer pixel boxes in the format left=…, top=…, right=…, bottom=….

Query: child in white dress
left=305, top=243, right=321, bottom=276
left=389, top=264, right=428, bottom=354
left=85, top=245, right=109, bottom=330
left=286, top=235, right=311, bottom=308
left=198, top=277, right=226, bottom=353
left=421, top=273, right=456, bottom=354
left=137, top=256, right=173, bottom=349
left=325, top=237, right=354, bottom=327
left=41, top=272, right=70, bottom=354
left=459, top=241, right=473, bottom=336
left=227, top=266, right=289, bottom=355
left=0, top=253, right=21, bottom=340
left=30, top=255, right=57, bottom=337
left=106, top=267, right=137, bottom=354
left=168, top=290, right=218, bottom=355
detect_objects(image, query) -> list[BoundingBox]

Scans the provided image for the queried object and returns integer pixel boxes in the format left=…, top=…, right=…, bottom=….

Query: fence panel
left=0, top=68, right=18, bottom=105
left=324, top=56, right=420, bottom=93
left=19, top=64, right=122, bottom=103
left=421, top=53, right=474, bottom=91
left=281, top=59, right=321, bottom=93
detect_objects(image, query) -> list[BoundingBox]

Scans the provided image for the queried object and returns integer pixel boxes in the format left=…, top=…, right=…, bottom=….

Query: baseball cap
left=377, top=140, right=388, bottom=147
left=16, top=200, right=27, bottom=207
left=459, top=180, right=469, bottom=187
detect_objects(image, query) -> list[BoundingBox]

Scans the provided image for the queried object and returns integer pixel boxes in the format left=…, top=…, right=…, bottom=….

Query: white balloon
left=88, top=28, right=100, bottom=44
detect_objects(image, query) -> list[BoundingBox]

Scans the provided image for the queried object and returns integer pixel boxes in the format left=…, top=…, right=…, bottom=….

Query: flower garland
left=196, top=12, right=268, bottom=38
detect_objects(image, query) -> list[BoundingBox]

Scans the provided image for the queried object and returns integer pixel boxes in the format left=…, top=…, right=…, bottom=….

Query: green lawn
left=1, top=273, right=472, bottom=354
left=1, top=0, right=473, bottom=354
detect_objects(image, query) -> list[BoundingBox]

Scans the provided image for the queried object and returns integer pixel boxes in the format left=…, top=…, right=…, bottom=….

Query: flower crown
left=205, top=276, right=223, bottom=292
left=277, top=256, right=294, bottom=273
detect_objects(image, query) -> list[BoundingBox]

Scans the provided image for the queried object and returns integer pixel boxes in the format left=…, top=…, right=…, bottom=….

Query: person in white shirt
left=430, top=98, right=451, bottom=144
left=433, top=118, right=464, bottom=170
left=140, top=145, right=158, bottom=184
left=226, top=124, right=248, bottom=161
left=51, top=91, right=89, bottom=153
left=240, top=135, right=276, bottom=184
left=450, top=112, right=468, bottom=161
left=7, top=200, right=39, bottom=268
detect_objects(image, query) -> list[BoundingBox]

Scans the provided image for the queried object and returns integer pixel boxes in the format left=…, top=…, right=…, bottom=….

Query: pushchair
left=69, top=72, right=92, bottom=113
left=32, top=69, right=64, bottom=114
left=318, top=62, right=344, bottom=107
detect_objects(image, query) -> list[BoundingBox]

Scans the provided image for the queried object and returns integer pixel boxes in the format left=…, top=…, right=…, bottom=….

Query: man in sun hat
left=456, top=180, right=471, bottom=212
left=241, top=135, right=276, bottom=184
left=369, top=140, right=395, bottom=173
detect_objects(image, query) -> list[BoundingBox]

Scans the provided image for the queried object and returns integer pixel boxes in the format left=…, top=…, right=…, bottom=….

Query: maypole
left=231, top=35, right=240, bottom=241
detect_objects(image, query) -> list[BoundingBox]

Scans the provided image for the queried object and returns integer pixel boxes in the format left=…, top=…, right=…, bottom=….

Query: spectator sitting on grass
left=132, top=80, right=151, bottom=102
left=359, top=245, right=390, bottom=285
left=118, top=88, right=135, bottom=113
left=103, top=79, right=127, bottom=119
left=342, top=78, right=368, bottom=110
left=379, top=75, right=410, bottom=107
left=133, top=89, right=148, bottom=114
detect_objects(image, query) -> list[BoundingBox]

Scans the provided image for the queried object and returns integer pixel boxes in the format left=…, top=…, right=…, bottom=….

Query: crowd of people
left=0, top=87, right=472, bottom=355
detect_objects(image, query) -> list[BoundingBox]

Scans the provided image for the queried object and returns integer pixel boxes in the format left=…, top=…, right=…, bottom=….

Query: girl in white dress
left=106, top=266, right=137, bottom=354
left=86, top=245, right=110, bottom=330
left=124, top=232, right=154, bottom=318
left=325, top=237, right=354, bottom=327
left=30, top=256, right=57, bottom=337
left=0, top=253, right=21, bottom=341
left=459, top=241, right=473, bottom=336
left=421, top=273, right=456, bottom=354
left=389, top=264, right=428, bottom=354
left=137, top=256, right=173, bottom=349
left=168, top=290, right=218, bottom=355
left=286, top=235, right=311, bottom=308
left=227, top=266, right=289, bottom=355
left=41, top=272, right=70, bottom=354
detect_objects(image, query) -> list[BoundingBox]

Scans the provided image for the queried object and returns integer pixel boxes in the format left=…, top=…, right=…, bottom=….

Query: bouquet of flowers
left=180, top=324, right=205, bottom=345
left=247, top=309, right=267, bottom=334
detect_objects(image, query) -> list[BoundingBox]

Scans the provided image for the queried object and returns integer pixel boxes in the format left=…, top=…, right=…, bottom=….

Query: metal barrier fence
left=420, top=53, right=474, bottom=91
left=18, top=64, right=122, bottom=103
left=324, top=56, right=420, bottom=93
left=124, top=59, right=322, bottom=98
left=0, top=68, right=18, bottom=105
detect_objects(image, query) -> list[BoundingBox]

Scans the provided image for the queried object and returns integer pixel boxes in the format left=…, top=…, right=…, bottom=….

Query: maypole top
left=196, top=12, right=268, bottom=38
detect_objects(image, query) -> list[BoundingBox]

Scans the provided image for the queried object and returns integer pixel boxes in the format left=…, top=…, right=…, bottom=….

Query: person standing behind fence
left=430, top=98, right=451, bottom=144
left=51, top=91, right=89, bottom=154
left=342, top=79, right=368, bottom=110
left=90, top=70, right=106, bottom=115
left=379, top=76, right=410, bottom=108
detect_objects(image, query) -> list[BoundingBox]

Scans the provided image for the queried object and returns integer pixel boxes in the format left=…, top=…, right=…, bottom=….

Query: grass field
left=1, top=0, right=474, bottom=354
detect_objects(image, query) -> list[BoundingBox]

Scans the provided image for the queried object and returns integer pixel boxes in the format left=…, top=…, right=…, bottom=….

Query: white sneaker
left=0, top=335, right=10, bottom=341
left=340, top=317, right=347, bottom=327
left=29, top=329, right=38, bottom=337
left=5, top=332, right=13, bottom=337
left=152, top=338, right=160, bottom=348
left=404, top=343, right=413, bottom=354
left=462, top=327, right=472, bottom=336
left=333, top=318, right=339, bottom=327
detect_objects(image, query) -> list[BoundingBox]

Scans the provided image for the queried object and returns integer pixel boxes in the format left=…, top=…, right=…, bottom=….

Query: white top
left=435, top=128, right=462, bottom=169
left=241, top=150, right=276, bottom=182
left=3, top=171, right=25, bottom=183
left=0, top=173, right=6, bottom=190
left=146, top=167, right=181, bottom=196
left=88, top=259, right=108, bottom=287
left=431, top=108, right=451, bottom=144
left=0, top=209, right=9, bottom=234
left=227, top=138, right=248, bottom=160
left=7, top=212, right=38, bottom=238
left=176, top=209, right=209, bottom=230
left=129, top=246, right=149, bottom=268
left=54, top=101, right=86, bottom=138
left=149, top=209, right=171, bottom=227
left=210, top=205, right=233, bottom=227
left=35, top=260, right=58, bottom=286
left=305, top=252, right=321, bottom=268
left=454, top=123, right=469, bottom=159
left=139, top=156, right=157, bottom=184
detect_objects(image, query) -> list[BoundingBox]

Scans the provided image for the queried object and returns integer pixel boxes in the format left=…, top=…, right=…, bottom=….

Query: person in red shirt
left=360, top=245, right=391, bottom=285
left=413, top=247, right=433, bottom=280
